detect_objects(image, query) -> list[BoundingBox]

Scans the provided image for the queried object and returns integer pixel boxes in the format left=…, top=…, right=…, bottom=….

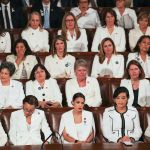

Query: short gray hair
left=74, top=59, right=88, bottom=70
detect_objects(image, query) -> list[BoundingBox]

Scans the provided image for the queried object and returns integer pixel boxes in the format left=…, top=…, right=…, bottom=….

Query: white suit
left=145, top=115, right=150, bottom=138
left=0, top=122, right=7, bottom=146
left=59, top=109, right=95, bottom=143
left=9, top=109, right=52, bottom=145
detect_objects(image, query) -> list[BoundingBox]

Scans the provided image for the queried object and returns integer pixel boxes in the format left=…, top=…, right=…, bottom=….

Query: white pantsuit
left=102, top=106, right=142, bottom=143
left=59, top=109, right=95, bottom=143
left=0, top=122, right=7, bottom=146
left=9, top=109, right=52, bottom=145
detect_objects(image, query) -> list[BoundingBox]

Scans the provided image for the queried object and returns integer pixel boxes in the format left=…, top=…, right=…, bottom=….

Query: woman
left=129, top=11, right=150, bottom=51
left=70, top=0, right=101, bottom=28
left=91, top=38, right=124, bottom=78
left=113, top=0, right=137, bottom=29
left=65, top=59, right=102, bottom=107
left=102, top=86, right=142, bottom=143
left=58, top=12, right=88, bottom=52
left=0, top=25, right=11, bottom=53
left=91, top=8, right=126, bottom=52
left=44, top=35, right=75, bottom=78
left=59, top=92, right=95, bottom=143
left=0, top=122, right=7, bottom=146
left=26, top=64, right=62, bottom=108
left=21, top=11, right=50, bottom=52
left=127, top=35, right=150, bottom=78
left=6, top=39, right=38, bottom=79
left=121, top=60, right=150, bottom=107
left=0, top=61, right=25, bottom=109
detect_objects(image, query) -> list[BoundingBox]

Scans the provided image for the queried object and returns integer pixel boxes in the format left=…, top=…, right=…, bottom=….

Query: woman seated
left=6, top=39, right=38, bottom=79
left=120, top=60, right=150, bottom=107
left=91, top=8, right=126, bottom=52
left=44, top=35, right=75, bottom=78
left=102, top=86, right=142, bottom=143
left=0, top=61, right=25, bottom=109
left=58, top=12, right=88, bottom=52
left=65, top=59, right=102, bottom=107
left=21, top=11, right=50, bottom=52
left=26, top=64, right=62, bottom=108
left=59, top=92, right=95, bottom=143
left=91, top=37, right=124, bottom=78
left=0, top=122, right=7, bottom=146
left=127, top=35, right=150, bottom=78
left=70, top=0, right=101, bottom=28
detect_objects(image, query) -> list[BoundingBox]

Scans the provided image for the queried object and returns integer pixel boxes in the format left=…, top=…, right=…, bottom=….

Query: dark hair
left=23, top=95, right=38, bottom=107
left=113, top=86, right=129, bottom=99
left=12, top=38, right=32, bottom=56
left=30, top=63, right=50, bottom=81
left=72, top=92, right=85, bottom=102
left=0, top=61, right=15, bottom=76
left=124, top=60, right=145, bottom=79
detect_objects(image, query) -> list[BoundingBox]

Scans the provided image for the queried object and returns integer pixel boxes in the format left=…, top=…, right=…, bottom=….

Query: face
left=72, top=97, right=85, bottom=112
left=79, top=0, right=89, bottom=11
left=115, top=92, right=128, bottom=109
left=42, top=0, right=50, bottom=5
left=55, top=39, right=65, bottom=54
left=23, top=102, right=36, bottom=117
left=139, top=37, right=150, bottom=53
left=103, top=40, right=114, bottom=55
left=105, top=12, right=115, bottom=26
left=16, top=42, right=26, bottom=57
left=128, top=64, right=140, bottom=80
left=139, top=18, right=149, bottom=29
left=65, top=15, right=75, bottom=30
left=75, top=66, right=87, bottom=81
left=116, top=0, right=125, bottom=8
left=0, top=68, right=10, bottom=83
left=34, top=67, right=46, bottom=82
left=29, top=14, right=40, bottom=29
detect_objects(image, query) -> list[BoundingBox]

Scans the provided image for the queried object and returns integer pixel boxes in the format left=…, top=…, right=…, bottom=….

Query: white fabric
left=91, top=54, right=124, bottom=78
left=0, top=122, right=7, bottom=146
left=145, top=115, right=150, bottom=137
left=102, top=106, right=142, bottom=143
left=9, top=109, right=52, bottom=145
left=44, top=54, right=75, bottom=78
left=91, top=26, right=126, bottom=52
left=59, top=110, right=95, bottom=143
left=65, top=76, right=102, bottom=107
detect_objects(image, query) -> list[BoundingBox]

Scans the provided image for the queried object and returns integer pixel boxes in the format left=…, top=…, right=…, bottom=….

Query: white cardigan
left=0, top=122, right=7, bottom=146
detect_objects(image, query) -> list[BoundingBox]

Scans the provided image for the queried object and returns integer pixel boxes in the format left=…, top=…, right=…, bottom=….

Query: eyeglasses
left=65, top=19, right=74, bottom=23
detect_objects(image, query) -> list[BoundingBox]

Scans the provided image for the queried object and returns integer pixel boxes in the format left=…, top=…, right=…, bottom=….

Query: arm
left=6, top=55, right=19, bottom=70
left=0, top=122, right=7, bottom=146
left=5, top=32, right=11, bottom=53
left=42, top=30, right=50, bottom=52
left=26, top=81, right=34, bottom=96
left=80, top=29, right=88, bottom=52
left=91, top=55, right=99, bottom=78
left=129, top=30, right=136, bottom=51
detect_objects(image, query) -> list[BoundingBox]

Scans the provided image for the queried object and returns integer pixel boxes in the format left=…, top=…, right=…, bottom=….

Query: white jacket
left=0, top=122, right=7, bottom=146
left=145, top=115, right=150, bottom=137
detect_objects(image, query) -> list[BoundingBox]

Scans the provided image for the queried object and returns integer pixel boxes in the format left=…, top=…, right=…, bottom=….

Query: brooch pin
left=115, top=61, right=119, bottom=64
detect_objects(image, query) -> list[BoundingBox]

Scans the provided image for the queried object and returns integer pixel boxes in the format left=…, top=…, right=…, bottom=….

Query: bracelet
left=74, top=140, right=78, bottom=143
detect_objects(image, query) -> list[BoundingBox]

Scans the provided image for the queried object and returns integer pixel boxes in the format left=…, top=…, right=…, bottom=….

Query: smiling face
left=55, top=39, right=65, bottom=54
left=128, top=64, right=140, bottom=80
left=139, top=37, right=150, bottom=53
left=65, top=15, right=75, bottom=30
left=72, top=97, right=85, bottom=112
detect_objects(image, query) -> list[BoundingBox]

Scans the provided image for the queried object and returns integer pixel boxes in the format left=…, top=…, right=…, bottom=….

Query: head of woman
left=78, top=0, right=90, bottom=12
left=74, top=59, right=88, bottom=81
left=101, top=8, right=117, bottom=27
left=72, top=92, right=85, bottom=112
left=125, top=60, right=145, bottom=80
left=30, top=64, right=50, bottom=81
left=12, top=39, right=32, bottom=56
left=113, top=86, right=129, bottom=110
left=27, top=11, right=42, bottom=29
left=0, top=61, right=15, bottom=83
left=116, top=0, right=126, bottom=9
left=51, top=35, right=67, bottom=57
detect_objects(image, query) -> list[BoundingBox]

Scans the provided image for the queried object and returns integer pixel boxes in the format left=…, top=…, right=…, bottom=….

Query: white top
left=129, top=26, right=150, bottom=50
left=58, top=29, right=88, bottom=52
left=65, top=76, right=102, bottom=107
left=9, top=109, right=52, bottom=145
left=91, top=26, right=126, bottom=52
left=0, top=80, right=25, bottom=109
left=0, top=32, right=11, bottom=53
left=145, top=115, right=150, bottom=137
left=21, top=27, right=50, bottom=52
left=6, top=55, right=38, bottom=79
left=91, top=54, right=124, bottom=78
left=44, top=54, right=75, bottom=78
left=102, top=106, right=142, bottom=143
left=26, top=78, right=62, bottom=104
left=70, top=7, right=101, bottom=28
left=0, top=122, right=7, bottom=146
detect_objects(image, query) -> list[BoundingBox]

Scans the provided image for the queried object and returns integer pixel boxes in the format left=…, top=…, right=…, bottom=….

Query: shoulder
left=104, top=106, right=115, bottom=113
left=87, top=76, right=98, bottom=83
left=128, top=52, right=137, bottom=57
left=113, top=54, right=124, bottom=59
left=79, top=28, right=86, bottom=33
left=62, top=110, right=72, bottom=118
left=34, top=109, right=45, bottom=116
left=121, top=79, right=129, bottom=83
left=11, top=79, right=22, bottom=86
left=6, top=54, right=16, bottom=59
left=66, top=54, right=75, bottom=60
left=116, top=26, right=124, bottom=31
left=83, top=110, right=93, bottom=116
left=141, top=79, right=150, bottom=84
left=26, top=55, right=36, bottom=59
left=127, top=106, right=138, bottom=113
left=126, top=8, right=136, bottom=13
left=11, top=109, right=23, bottom=117
left=45, top=55, right=53, bottom=60
left=26, top=80, right=33, bottom=86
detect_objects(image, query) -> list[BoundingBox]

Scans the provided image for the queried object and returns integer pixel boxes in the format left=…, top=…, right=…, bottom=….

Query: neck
left=116, top=106, right=126, bottom=113
left=38, top=79, right=45, bottom=87
left=73, top=109, right=82, bottom=115
left=140, top=50, right=147, bottom=56
left=57, top=52, right=64, bottom=59
left=1, top=80, right=10, bottom=86
left=105, top=54, right=112, bottom=59
left=139, top=26, right=147, bottom=32
left=131, top=78, right=139, bottom=82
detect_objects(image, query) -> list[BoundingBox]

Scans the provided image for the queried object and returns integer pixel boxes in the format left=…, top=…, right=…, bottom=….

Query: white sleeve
left=59, top=114, right=65, bottom=136
left=129, top=30, right=136, bottom=51
left=80, top=29, right=88, bottom=52
left=25, top=81, right=34, bottom=96
left=145, top=115, right=150, bottom=137
left=6, top=55, right=19, bottom=70
left=91, top=55, right=99, bottom=78
left=44, top=56, right=52, bottom=74
left=145, top=80, right=150, bottom=107
left=5, top=32, right=11, bottom=53
left=130, top=10, right=138, bottom=28
left=95, top=11, right=101, bottom=27
left=0, top=122, right=7, bottom=146
left=42, top=30, right=50, bottom=52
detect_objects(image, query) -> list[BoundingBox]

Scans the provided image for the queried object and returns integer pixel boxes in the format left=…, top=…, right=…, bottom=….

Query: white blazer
left=9, top=109, right=52, bottom=145
left=0, top=80, right=25, bottom=109
left=58, top=29, right=88, bottom=52
left=120, top=79, right=150, bottom=106
left=91, top=54, right=124, bottom=78
left=65, top=76, right=102, bottom=107
left=26, top=78, right=62, bottom=104
left=145, top=115, right=150, bottom=137
left=21, top=27, right=50, bottom=52
left=129, top=26, right=150, bottom=50
left=59, top=109, right=95, bottom=143
left=44, top=54, right=75, bottom=78
left=6, top=55, right=38, bottom=79
left=0, top=122, right=7, bottom=146
left=102, top=106, right=142, bottom=143
left=127, top=52, right=150, bottom=78
left=91, top=26, right=126, bottom=52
